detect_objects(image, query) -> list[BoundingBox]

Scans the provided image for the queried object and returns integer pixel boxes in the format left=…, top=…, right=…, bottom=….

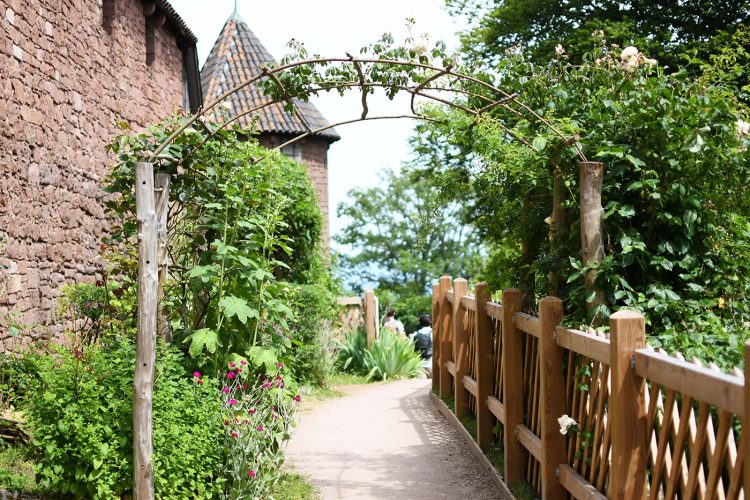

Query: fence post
left=439, top=276, right=453, bottom=400
left=538, top=296, right=566, bottom=499
left=501, top=288, right=524, bottom=487
left=364, top=289, right=376, bottom=347
left=431, top=283, right=440, bottom=390
left=474, top=282, right=494, bottom=451
left=453, top=279, right=470, bottom=418
left=609, top=310, right=647, bottom=499
left=134, top=162, right=157, bottom=500
left=579, top=161, right=606, bottom=314
left=745, top=340, right=750, bottom=497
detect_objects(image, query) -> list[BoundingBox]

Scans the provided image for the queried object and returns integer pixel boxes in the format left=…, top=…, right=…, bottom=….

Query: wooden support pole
left=549, top=165, right=568, bottom=297
left=154, top=173, right=170, bottom=342
left=364, top=289, right=376, bottom=348
left=474, top=282, right=494, bottom=451
left=579, top=161, right=606, bottom=315
left=431, top=283, right=440, bottom=390
left=538, top=296, right=566, bottom=499
left=453, top=278, right=470, bottom=418
left=134, top=162, right=157, bottom=500
left=438, top=276, right=453, bottom=400
left=745, top=340, right=750, bottom=498
left=501, top=288, right=524, bottom=487
left=609, top=310, right=647, bottom=499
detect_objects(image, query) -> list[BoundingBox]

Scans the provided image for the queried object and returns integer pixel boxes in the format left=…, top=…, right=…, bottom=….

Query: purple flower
left=222, top=387, right=230, bottom=394
left=227, top=399, right=238, bottom=406
left=193, top=371, right=201, bottom=378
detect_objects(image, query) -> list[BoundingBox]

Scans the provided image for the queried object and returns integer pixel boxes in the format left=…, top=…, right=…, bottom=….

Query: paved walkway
left=286, top=378, right=502, bottom=499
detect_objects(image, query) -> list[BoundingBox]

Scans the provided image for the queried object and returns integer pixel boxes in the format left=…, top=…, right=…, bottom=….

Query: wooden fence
left=432, top=276, right=748, bottom=499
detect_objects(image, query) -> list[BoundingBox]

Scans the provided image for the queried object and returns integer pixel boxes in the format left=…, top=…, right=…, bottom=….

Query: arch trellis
left=130, top=52, right=596, bottom=499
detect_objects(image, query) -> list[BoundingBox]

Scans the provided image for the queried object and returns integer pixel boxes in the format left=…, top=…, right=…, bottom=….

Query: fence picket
left=438, top=276, right=453, bottom=399
left=501, top=288, right=524, bottom=487
left=453, top=279, right=470, bottom=418
left=474, top=283, right=494, bottom=451
left=538, top=296, right=566, bottom=499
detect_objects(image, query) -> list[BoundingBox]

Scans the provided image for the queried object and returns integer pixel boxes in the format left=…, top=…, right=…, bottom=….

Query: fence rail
left=431, top=276, right=748, bottom=499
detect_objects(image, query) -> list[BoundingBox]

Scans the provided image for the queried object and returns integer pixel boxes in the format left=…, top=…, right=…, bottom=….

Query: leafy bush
left=364, top=330, right=425, bottom=381
left=25, top=339, right=224, bottom=499
left=339, top=329, right=424, bottom=381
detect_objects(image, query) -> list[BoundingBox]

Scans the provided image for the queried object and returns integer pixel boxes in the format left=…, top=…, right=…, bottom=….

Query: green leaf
left=219, top=296, right=258, bottom=324
left=532, top=136, right=547, bottom=152
left=183, top=328, right=221, bottom=357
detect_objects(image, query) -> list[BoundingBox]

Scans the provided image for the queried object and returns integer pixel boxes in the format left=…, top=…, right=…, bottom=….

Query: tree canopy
left=447, top=0, right=749, bottom=70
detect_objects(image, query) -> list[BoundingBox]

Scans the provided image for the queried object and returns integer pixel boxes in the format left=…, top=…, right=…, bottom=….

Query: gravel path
left=285, top=378, right=502, bottom=499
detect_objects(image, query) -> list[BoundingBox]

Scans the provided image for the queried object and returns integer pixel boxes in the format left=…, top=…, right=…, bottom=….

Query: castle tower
left=200, top=11, right=340, bottom=241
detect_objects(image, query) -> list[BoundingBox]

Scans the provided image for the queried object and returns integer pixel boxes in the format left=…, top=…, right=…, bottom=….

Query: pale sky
left=169, top=0, right=462, bottom=243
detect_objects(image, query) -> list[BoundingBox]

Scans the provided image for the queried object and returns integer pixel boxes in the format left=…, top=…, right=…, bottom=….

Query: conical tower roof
left=201, top=14, right=340, bottom=142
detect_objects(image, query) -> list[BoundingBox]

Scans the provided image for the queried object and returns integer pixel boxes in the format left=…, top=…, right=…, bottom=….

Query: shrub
left=364, top=330, right=425, bottom=381
left=25, top=339, right=224, bottom=499
left=338, top=329, right=424, bottom=381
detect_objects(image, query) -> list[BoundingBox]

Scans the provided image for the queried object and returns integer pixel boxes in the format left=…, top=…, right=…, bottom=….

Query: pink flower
left=222, top=387, right=230, bottom=394
left=231, top=432, right=239, bottom=438
left=262, top=382, right=271, bottom=389
left=249, top=409, right=256, bottom=414
left=293, top=395, right=301, bottom=402
left=193, top=371, right=201, bottom=378
left=256, top=425, right=264, bottom=431
left=223, top=421, right=229, bottom=426
left=227, top=399, right=238, bottom=405
left=227, top=372, right=236, bottom=380
left=248, top=469, right=256, bottom=478
left=197, top=379, right=204, bottom=385
left=229, top=362, right=236, bottom=368
left=276, top=362, right=283, bottom=368
left=240, top=360, right=247, bottom=366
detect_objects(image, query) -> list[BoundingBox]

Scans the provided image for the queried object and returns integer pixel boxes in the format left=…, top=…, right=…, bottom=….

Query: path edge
left=429, top=391, right=515, bottom=499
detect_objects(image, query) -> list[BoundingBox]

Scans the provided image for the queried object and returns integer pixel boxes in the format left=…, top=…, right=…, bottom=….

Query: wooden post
left=538, top=296, right=566, bottom=499
left=609, top=310, right=647, bottom=499
left=579, top=161, right=606, bottom=315
left=474, top=282, right=494, bottom=451
left=431, top=283, right=440, bottom=390
left=501, top=288, right=524, bottom=486
left=453, top=278, right=470, bottom=418
left=549, top=166, right=568, bottom=296
left=438, top=276, right=453, bottom=399
left=134, top=162, right=157, bottom=500
left=364, top=289, right=376, bottom=347
left=154, top=173, right=170, bottom=342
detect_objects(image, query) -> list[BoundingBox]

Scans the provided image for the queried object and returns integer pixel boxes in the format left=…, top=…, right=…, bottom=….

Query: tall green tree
left=447, top=0, right=749, bottom=70
left=335, top=168, right=483, bottom=296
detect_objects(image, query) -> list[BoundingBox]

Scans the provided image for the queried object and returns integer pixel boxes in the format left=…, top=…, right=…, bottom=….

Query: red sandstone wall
left=0, top=0, right=186, bottom=345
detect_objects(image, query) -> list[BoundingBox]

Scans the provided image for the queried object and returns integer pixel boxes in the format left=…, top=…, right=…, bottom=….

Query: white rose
left=736, top=119, right=750, bottom=136
left=644, top=58, right=658, bottom=67
left=557, top=414, right=577, bottom=435
left=555, top=44, right=566, bottom=56
left=221, top=101, right=232, bottom=110
left=620, top=46, right=639, bottom=61
left=412, top=42, right=428, bottom=56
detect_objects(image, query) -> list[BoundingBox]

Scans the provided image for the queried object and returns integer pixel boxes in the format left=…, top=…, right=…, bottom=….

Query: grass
left=302, top=372, right=370, bottom=403
left=272, top=471, right=319, bottom=500
left=0, top=444, right=37, bottom=493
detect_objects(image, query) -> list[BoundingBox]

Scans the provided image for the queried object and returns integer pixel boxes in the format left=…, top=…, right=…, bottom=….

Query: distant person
left=410, top=314, right=433, bottom=376
left=382, top=308, right=406, bottom=338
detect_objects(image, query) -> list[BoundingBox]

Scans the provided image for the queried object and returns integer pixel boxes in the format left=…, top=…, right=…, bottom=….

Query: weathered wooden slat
left=559, top=464, right=607, bottom=500
left=487, top=395, right=505, bottom=424
left=461, top=295, right=477, bottom=311
left=514, top=312, right=541, bottom=337
left=431, top=284, right=440, bottom=392
left=439, top=276, right=453, bottom=399
left=446, top=360, right=456, bottom=377
left=516, top=424, right=541, bottom=463
left=474, top=283, right=495, bottom=451
left=555, top=326, right=610, bottom=365
left=634, top=350, right=744, bottom=416
left=337, top=296, right=363, bottom=306
left=453, top=279, right=470, bottom=418
left=485, top=301, right=502, bottom=320
left=134, top=162, right=157, bottom=500
left=445, top=290, right=455, bottom=303
left=463, top=376, right=478, bottom=397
